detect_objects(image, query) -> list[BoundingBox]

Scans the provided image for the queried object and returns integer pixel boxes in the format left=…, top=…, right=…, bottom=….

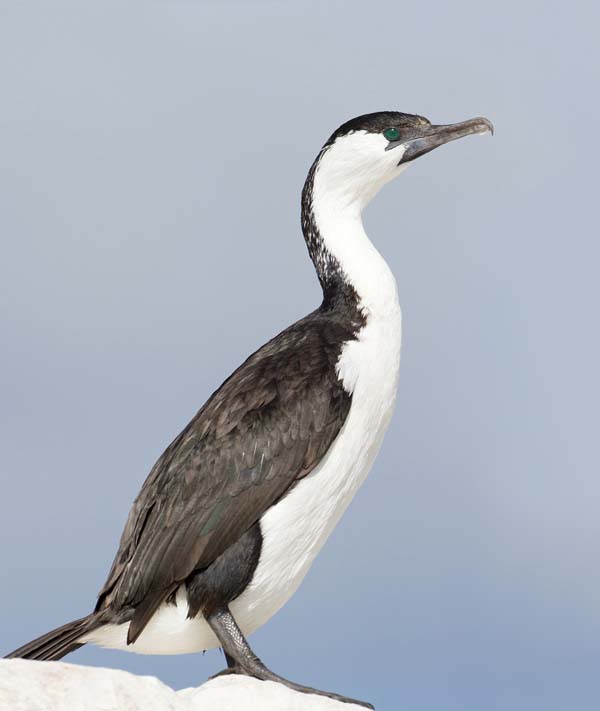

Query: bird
left=6, top=111, right=492, bottom=707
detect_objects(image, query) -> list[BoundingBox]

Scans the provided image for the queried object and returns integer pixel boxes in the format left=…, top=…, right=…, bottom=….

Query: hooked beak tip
left=474, top=117, right=494, bottom=136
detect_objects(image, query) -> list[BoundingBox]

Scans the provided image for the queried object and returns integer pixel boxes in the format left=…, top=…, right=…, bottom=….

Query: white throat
left=310, top=132, right=408, bottom=317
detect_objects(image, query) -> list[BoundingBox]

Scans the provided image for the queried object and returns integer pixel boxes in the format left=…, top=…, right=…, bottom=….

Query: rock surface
left=0, top=659, right=369, bottom=710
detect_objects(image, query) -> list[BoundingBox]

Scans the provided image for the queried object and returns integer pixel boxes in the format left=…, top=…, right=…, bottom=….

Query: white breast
left=232, top=299, right=402, bottom=636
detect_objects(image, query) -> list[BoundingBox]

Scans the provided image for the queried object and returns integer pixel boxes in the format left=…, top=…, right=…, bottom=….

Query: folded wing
left=95, top=316, right=354, bottom=642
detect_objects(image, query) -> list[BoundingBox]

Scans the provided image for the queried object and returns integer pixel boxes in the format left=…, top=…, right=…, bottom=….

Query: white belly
left=83, top=305, right=402, bottom=655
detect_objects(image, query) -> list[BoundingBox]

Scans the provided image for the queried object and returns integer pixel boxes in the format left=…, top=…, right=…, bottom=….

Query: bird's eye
left=383, top=127, right=400, bottom=141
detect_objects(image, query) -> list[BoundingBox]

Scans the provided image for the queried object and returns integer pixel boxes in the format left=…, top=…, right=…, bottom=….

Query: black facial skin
left=327, top=111, right=493, bottom=164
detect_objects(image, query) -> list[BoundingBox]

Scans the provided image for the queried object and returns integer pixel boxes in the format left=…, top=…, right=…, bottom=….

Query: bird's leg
left=205, top=606, right=374, bottom=709
left=208, top=649, right=241, bottom=679
left=225, top=651, right=237, bottom=669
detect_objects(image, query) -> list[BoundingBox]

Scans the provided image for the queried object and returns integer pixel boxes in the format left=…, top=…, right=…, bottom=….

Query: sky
left=1, top=2, right=599, bottom=709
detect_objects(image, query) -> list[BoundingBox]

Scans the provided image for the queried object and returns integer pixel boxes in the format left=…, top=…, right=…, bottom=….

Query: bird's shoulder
left=147, top=308, right=358, bottom=487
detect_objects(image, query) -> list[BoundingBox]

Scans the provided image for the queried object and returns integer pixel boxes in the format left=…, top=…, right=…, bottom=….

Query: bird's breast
left=230, top=304, right=402, bottom=634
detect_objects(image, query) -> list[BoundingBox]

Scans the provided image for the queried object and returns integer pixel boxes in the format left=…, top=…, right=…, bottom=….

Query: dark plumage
left=95, top=307, right=362, bottom=643
left=325, top=111, right=431, bottom=145
left=6, top=305, right=362, bottom=661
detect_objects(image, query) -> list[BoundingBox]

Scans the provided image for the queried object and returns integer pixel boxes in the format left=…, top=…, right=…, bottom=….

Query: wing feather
left=95, top=315, right=355, bottom=642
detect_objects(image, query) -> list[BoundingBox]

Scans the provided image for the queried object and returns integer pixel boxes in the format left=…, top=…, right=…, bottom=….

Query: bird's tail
left=4, top=614, right=100, bottom=661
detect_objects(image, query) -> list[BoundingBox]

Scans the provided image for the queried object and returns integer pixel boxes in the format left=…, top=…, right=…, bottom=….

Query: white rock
left=0, top=659, right=369, bottom=711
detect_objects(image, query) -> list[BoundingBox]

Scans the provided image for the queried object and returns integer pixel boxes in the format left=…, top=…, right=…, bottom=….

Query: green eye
left=383, top=127, right=400, bottom=141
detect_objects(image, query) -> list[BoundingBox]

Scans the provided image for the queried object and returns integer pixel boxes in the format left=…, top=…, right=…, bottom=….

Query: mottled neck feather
left=301, top=146, right=399, bottom=322
left=301, top=152, right=355, bottom=306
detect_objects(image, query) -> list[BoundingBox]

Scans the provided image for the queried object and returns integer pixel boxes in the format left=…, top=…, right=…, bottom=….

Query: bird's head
left=312, top=111, right=493, bottom=211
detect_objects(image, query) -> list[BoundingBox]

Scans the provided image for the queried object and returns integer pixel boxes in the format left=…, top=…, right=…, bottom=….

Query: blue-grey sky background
left=1, top=2, right=598, bottom=709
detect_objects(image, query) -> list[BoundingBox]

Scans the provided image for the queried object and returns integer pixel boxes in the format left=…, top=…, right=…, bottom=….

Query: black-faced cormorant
left=6, top=111, right=492, bottom=707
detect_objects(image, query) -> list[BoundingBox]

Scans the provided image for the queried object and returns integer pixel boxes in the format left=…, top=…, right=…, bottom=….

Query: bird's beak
left=395, top=117, right=494, bottom=163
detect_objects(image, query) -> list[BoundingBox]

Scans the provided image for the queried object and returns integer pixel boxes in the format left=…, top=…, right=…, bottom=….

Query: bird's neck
left=301, top=153, right=399, bottom=321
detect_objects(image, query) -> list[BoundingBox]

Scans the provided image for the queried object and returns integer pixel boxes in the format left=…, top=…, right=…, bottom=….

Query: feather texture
left=94, top=308, right=363, bottom=643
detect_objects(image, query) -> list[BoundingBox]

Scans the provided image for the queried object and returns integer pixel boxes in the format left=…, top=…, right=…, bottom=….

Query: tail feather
left=5, top=614, right=99, bottom=661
